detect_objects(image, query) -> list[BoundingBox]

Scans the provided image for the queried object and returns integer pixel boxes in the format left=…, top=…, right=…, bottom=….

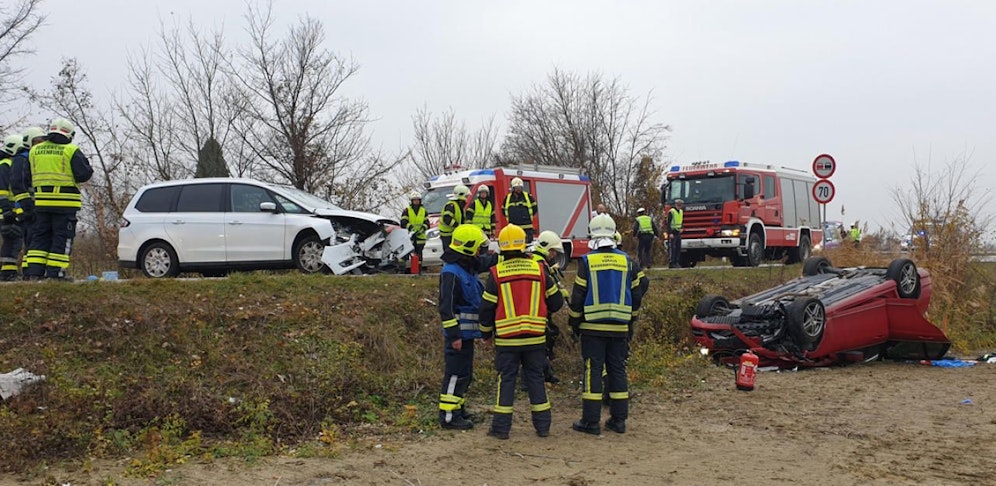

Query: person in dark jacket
left=6, top=127, right=46, bottom=280
left=502, top=177, right=537, bottom=243
left=437, top=224, right=488, bottom=430
left=569, top=214, right=647, bottom=435
left=480, top=224, right=563, bottom=439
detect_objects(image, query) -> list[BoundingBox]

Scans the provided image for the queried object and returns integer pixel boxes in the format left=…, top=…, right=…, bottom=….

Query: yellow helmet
left=449, top=224, right=486, bottom=256
left=533, top=230, right=561, bottom=257
left=498, top=224, right=527, bottom=252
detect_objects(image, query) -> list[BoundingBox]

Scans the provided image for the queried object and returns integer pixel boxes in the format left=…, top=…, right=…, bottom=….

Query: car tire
left=886, top=258, right=921, bottom=299
left=787, top=234, right=811, bottom=264
left=786, top=297, right=825, bottom=350
left=679, top=253, right=698, bottom=268
left=294, top=234, right=327, bottom=274
left=695, top=294, right=731, bottom=318
left=140, top=242, right=180, bottom=278
left=802, top=256, right=832, bottom=276
left=745, top=232, right=763, bottom=267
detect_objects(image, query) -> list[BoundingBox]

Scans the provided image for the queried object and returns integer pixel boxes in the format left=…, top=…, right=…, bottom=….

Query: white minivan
left=118, top=178, right=402, bottom=278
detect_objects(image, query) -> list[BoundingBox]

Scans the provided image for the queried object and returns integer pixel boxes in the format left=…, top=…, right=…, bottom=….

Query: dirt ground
left=4, top=361, right=995, bottom=485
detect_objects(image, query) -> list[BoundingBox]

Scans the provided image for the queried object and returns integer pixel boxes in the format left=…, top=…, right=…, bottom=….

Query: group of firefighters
left=404, top=178, right=650, bottom=439
left=0, top=119, right=93, bottom=282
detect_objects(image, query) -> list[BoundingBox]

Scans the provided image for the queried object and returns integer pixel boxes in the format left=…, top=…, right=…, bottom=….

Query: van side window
left=764, top=175, right=776, bottom=199
left=231, top=184, right=274, bottom=213
left=176, top=183, right=225, bottom=212
left=272, top=193, right=305, bottom=213
left=135, top=186, right=180, bottom=212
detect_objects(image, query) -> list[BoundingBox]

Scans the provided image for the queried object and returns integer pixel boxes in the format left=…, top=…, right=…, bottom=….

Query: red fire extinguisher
left=736, top=351, right=759, bottom=391
left=410, top=253, right=421, bottom=275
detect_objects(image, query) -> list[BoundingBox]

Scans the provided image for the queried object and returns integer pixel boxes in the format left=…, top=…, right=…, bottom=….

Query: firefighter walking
left=633, top=207, right=660, bottom=269
left=569, top=214, right=647, bottom=435
left=437, top=224, right=488, bottom=430
left=480, top=224, right=563, bottom=439
left=439, top=184, right=470, bottom=250
left=400, top=191, right=427, bottom=269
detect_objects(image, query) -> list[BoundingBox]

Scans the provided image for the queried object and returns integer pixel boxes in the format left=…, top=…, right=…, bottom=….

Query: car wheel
left=745, top=232, right=763, bottom=267
left=679, top=253, right=698, bottom=268
left=787, top=234, right=811, bottom=264
left=802, top=256, right=832, bottom=276
left=294, top=234, right=327, bottom=274
left=695, top=294, right=732, bottom=318
left=886, top=258, right=921, bottom=299
left=786, top=297, right=825, bottom=350
left=141, top=242, right=180, bottom=278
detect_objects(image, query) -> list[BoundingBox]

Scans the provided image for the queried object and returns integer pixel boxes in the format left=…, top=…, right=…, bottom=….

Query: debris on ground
left=0, top=368, right=46, bottom=400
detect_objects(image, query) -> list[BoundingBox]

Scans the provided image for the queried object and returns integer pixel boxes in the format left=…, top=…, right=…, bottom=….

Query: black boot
left=605, top=418, right=626, bottom=434
left=572, top=420, right=601, bottom=435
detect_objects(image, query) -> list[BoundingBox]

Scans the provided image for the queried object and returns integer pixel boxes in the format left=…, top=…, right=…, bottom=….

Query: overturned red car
left=691, top=257, right=950, bottom=368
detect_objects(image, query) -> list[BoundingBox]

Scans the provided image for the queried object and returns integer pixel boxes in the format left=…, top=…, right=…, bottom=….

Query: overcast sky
left=21, top=0, right=996, bottom=235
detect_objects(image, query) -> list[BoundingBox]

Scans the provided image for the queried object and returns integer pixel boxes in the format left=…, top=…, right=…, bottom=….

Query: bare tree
left=0, top=0, right=45, bottom=121
left=503, top=68, right=670, bottom=215
left=227, top=2, right=396, bottom=210
left=401, top=106, right=500, bottom=187
left=28, top=59, right=136, bottom=259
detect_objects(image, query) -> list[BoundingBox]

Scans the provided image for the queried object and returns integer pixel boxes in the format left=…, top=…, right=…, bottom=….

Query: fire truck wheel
left=695, top=294, right=731, bottom=318
left=886, top=258, right=921, bottom=299
left=745, top=232, right=764, bottom=267
left=787, top=234, right=811, bottom=264
left=786, top=297, right=825, bottom=350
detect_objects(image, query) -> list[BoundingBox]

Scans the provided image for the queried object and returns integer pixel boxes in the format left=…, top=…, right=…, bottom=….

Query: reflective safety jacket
left=479, top=256, right=563, bottom=348
left=466, top=198, right=494, bottom=232
left=439, top=198, right=465, bottom=237
left=503, top=191, right=536, bottom=228
left=401, top=204, right=427, bottom=243
left=0, top=156, right=12, bottom=212
left=568, top=247, right=647, bottom=337
left=28, top=140, right=92, bottom=210
left=635, top=214, right=657, bottom=235
left=439, top=259, right=484, bottom=340
left=667, top=207, right=683, bottom=231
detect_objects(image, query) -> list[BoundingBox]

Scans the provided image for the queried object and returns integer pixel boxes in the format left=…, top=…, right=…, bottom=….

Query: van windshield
left=422, top=186, right=455, bottom=214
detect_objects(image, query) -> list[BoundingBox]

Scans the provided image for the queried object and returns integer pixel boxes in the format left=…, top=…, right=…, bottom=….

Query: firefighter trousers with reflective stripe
left=438, top=339, right=475, bottom=424
left=25, top=209, right=77, bottom=278
left=0, top=220, right=25, bottom=277
left=491, top=347, right=551, bottom=435
left=580, top=335, right=629, bottom=424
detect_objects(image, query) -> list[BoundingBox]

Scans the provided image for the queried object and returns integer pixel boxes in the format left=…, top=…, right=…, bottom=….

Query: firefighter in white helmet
left=400, top=191, right=427, bottom=269
left=0, top=134, right=25, bottom=280
left=568, top=214, right=647, bottom=436
left=21, top=118, right=93, bottom=280
left=439, top=184, right=470, bottom=250
left=633, top=207, right=660, bottom=269
left=6, top=127, right=46, bottom=280
left=465, top=185, right=495, bottom=237
left=503, top=177, right=537, bottom=243
left=531, top=229, right=570, bottom=384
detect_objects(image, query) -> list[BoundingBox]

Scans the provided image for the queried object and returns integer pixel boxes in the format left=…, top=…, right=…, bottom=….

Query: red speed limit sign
left=812, top=179, right=835, bottom=204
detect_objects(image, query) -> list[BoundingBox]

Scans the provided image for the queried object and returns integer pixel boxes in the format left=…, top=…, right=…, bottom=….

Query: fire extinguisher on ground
left=736, top=351, right=759, bottom=391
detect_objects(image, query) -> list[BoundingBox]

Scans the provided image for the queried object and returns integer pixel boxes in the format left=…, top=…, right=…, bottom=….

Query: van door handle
left=228, top=221, right=243, bottom=225
left=171, top=220, right=185, bottom=224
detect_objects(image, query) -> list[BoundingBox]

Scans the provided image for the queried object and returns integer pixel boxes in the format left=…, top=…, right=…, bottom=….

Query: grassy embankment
left=0, top=248, right=992, bottom=478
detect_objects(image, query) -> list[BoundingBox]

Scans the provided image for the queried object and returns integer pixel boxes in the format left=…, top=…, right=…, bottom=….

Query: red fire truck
left=420, top=165, right=593, bottom=267
left=660, top=160, right=824, bottom=267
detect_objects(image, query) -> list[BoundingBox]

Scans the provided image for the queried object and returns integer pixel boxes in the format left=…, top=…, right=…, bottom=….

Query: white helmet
left=477, top=185, right=490, bottom=195
left=22, top=126, right=46, bottom=149
left=511, top=177, right=524, bottom=189
left=637, top=207, right=646, bottom=214
left=48, top=117, right=76, bottom=141
left=533, top=230, right=561, bottom=257
left=451, top=184, right=470, bottom=199
left=1, top=134, right=21, bottom=156
left=589, top=213, right=616, bottom=239
left=409, top=191, right=422, bottom=201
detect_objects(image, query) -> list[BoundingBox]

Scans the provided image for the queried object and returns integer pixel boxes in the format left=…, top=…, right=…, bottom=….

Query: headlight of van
left=427, top=228, right=440, bottom=240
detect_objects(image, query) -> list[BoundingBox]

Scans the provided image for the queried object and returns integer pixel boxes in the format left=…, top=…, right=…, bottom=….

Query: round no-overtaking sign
left=813, top=179, right=835, bottom=204
left=813, top=154, right=836, bottom=179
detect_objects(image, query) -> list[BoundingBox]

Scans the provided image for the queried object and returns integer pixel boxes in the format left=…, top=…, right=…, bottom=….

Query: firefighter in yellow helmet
left=437, top=224, right=488, bottom=430
left=503, top=177, right=537, bottom=243
left=479, top=224, right=563, bottom=439
left=531, top=230, right=570, bottom=384
left=439, top=184, right=470, bottom=250
left=465, top=185, right=495, bottom=237
left=400, top=191, right=427, bottom=268
left=569, top=214, right=647, bottom=435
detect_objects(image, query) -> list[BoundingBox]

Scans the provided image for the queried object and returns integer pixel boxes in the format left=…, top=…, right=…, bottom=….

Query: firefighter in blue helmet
left=479, top=224, right=563, bottom=439
left=437, top=224, right=488, bottom=430
left=569, top=214, right=648, bottom=435
left=21, top=118, right=93, bottom=281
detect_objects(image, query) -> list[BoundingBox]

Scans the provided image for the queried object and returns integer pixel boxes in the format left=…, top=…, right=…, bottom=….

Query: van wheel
left=295, top=235, right=327, bottom=273
left=141, top=242, right=180, bottom=278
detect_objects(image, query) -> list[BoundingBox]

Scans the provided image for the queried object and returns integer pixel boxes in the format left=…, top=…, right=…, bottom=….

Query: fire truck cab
left=661, top=160, right=823, bottom=267
left=420, top=165, right=592, bottom=268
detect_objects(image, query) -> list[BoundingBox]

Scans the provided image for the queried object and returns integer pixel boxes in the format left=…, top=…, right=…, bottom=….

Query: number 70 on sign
left=812, top=179, right=835, bottom=204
